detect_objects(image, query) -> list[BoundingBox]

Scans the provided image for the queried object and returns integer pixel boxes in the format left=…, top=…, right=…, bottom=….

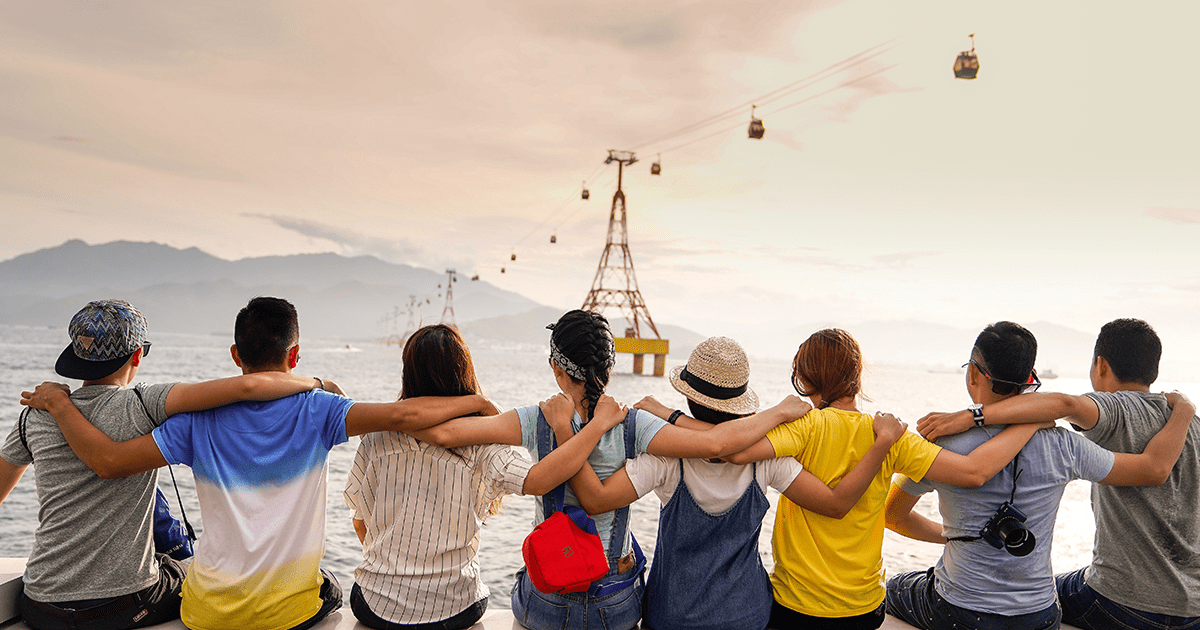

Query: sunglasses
left=962, top=358, right=1041, bottom=394
left=142, top=341, right=152, bottom=357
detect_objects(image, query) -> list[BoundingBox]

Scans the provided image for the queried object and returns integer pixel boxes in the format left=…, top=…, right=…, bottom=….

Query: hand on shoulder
left=20, top=382, right=72, bottom=411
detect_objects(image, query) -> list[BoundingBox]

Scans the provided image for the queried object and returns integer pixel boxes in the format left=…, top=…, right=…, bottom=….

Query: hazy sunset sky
left=2, top=1, right=1198, bottom=364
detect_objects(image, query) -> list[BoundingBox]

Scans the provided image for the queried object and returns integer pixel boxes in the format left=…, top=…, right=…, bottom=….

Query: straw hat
left=669, top=337, right=759, bottom=415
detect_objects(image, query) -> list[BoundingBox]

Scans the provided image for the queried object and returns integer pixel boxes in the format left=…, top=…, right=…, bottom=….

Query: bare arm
left=22, top=383, right=167, bottom=479
left=537, top=393, right=641, bottom=513
left=632, top=396, right=711, bottom=432
left=922, top=422, right=1052, bottom=487
left=782, top=412, right=907, bottom=519
left=918, top=393, right=1099, bottom=441
left=353, top=518, right=366, bottom=545
left=163, top=373, right=321, bottom=416
left=722, top=437, right=779, bottom=465
left=1100, top=392, right=1195, bottom=486
left=645, top=396, right=813, bottom=459
left=884, top=483, right=946, bottom=544
left=407, top=409, right=523, bottom=448
left=521, top=395, right=627, bottom=495
left=0, top=458, right=28, bottom=505
left=344, top=394, right=501, bottom=437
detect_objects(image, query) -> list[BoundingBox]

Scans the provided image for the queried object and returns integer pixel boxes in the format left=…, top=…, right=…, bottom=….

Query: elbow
left=93, top=458, right=127, bottom=479
left=823, top=504, right=852, bottom=520
left=961, top=470, right=989, bottom=488
left=422, top=424, right=455, bottom=448
left=723, top=451, right=749, bottom=465
left=1147, top=465, right=1172, bottom=486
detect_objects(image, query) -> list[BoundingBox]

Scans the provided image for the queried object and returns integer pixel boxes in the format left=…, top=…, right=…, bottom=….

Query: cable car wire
left=630, top=36, right=903, bottom=152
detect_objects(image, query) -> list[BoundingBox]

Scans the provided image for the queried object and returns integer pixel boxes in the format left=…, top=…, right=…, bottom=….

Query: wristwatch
left=968, top=403, right=985, bottom=428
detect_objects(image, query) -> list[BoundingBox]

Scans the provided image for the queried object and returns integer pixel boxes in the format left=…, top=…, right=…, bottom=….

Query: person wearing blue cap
left=0, top=299, right=323, bottom=630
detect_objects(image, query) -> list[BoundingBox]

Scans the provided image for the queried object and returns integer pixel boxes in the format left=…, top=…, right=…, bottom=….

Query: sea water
left=1, top=323, right=1187, bottom=609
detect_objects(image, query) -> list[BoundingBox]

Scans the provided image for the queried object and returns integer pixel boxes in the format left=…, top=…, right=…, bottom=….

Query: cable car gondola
left=954, top=34, right=980, bottom=80
left=500, top=266, right=506, bottom=274
left=550, top=234, right=557, bottom=244
left=510, top=253, right=516, bottom=261
left=650, top=154, right=661, bottom=175
left=748, top=105, right=765, bottom=140
left=581, top=181, right=590, bottom=200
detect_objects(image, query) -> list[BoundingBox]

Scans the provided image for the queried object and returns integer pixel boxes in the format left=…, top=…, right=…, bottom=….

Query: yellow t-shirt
left=766, top=407, right=942, bottom=617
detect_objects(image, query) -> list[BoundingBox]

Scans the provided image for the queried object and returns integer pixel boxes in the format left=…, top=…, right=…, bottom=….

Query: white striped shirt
left=343, top=431, right=531, bottom=624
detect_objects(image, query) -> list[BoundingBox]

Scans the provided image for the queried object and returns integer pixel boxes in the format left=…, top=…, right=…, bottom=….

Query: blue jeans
left=886, top=568, right=1060, bottom=630
left=1057, top=568, right=1200, bottom=630
left=511, top=565, right=644, bottom=630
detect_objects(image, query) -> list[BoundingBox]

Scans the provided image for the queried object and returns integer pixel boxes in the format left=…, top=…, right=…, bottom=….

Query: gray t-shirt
left=1080, top=391, right=1200, bottom=616
left=516, top=404, right=666, bottom=556
left=899, top=426, right=1114, bottom=615
left=0, top=382, right=175, bottom=601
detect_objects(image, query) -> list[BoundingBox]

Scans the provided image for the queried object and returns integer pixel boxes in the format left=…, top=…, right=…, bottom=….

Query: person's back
left=1078, top=388, right=1200, bottom=616
left=153, top=390, right=350, bottom=630
left=899, top=425, right=1111, bottom=614
left=768, top=406, right=939, bottom=615
left=347, top=431, right=521, bottom=624
left=8, top=384, right=174, bottom=605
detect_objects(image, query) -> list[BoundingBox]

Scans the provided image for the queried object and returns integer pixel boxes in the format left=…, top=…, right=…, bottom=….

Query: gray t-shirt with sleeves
left=516, top=404, right=667, bottom=557
left=899, top=426, right=1114, bottom=616
left=1080, top=390, right=1200, bottom=616
left=0, top=382, right=176, bottom=601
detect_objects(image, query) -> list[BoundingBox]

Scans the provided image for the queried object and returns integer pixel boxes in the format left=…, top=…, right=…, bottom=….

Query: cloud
left=1148, top=207, right=1200, bottom=225
left=246, top=214, right=426, bottom=264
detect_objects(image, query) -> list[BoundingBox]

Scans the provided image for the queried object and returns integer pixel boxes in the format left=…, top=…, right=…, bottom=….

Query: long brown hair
left=400, top=324, right=481, bottom=399
left=792, top=328, right=864, bottom=409
left=398, top=325, right=504, bottom=517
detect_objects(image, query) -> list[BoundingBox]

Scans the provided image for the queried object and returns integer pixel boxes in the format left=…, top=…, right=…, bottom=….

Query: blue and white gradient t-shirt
left=153, top=389, right=352, bottom=630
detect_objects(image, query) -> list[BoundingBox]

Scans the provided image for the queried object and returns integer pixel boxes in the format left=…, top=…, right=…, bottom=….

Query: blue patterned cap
left=55, top=299, right=149, bottom=380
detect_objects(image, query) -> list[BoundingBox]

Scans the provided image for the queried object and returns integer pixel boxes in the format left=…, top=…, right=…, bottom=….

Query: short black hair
left=973, top=321, right=1037, bottom=396
left=234, top=297, right=299, bottom=368
left=1094, top=319, right=1161, bottom=386
left=686, top=399, right=748, bottom=425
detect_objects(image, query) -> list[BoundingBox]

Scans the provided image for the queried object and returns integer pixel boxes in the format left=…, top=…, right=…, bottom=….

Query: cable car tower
left=581, top=150, right=669, bottom=376
left=439, top=269, right=460, bottom=328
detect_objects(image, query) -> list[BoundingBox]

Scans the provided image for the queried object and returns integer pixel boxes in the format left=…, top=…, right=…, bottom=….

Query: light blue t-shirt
left=899, top=426, right=1114, bottom=615
left=516, top=404, right=667, bottom=556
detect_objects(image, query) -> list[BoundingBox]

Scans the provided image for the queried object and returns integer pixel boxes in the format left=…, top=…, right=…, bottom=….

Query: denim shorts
left=511, top=565, right=644, bottom=630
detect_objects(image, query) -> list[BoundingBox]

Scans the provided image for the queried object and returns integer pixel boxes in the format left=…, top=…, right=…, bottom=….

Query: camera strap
left=947, top=453, right=1021, bottom=544
left=133, top=387, right=197, bottom=543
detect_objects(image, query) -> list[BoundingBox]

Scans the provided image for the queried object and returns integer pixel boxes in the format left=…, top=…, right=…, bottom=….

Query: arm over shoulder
left=889, top=431, right=943, bottom=482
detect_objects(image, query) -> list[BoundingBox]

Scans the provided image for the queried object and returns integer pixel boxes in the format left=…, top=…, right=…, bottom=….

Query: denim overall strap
left=588, top=409, right=646, bottom=599
left=643, top=459, right=773, bottom=630
left=535, top=408, right=566, bottom=516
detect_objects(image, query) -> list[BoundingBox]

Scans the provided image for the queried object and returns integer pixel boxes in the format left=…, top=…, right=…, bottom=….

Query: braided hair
left=548, top=310, right=615, bottom=422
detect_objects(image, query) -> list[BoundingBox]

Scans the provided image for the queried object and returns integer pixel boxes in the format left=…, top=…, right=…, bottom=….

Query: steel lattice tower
left=440, top=270, right=457, bottom=328
left=581, top=150, right=662, bottom=340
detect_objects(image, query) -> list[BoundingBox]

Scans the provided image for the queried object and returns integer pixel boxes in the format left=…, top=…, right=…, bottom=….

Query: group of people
left=0, top=297, right=1196, bottom=630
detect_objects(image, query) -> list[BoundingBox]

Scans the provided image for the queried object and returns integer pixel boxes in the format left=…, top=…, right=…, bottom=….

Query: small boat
left=1040, top=368, right=1058, bottom=379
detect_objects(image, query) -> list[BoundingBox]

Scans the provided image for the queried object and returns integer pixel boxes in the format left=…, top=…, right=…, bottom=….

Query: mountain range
left=1, top=240, right=1112, bottom=378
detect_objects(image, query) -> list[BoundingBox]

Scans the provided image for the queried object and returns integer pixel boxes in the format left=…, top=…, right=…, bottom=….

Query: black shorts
left=19, top=554, right=187, bottom=630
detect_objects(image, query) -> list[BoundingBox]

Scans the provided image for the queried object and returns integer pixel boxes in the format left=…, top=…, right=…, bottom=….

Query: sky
left=2, top=1, right=1198, bottom=369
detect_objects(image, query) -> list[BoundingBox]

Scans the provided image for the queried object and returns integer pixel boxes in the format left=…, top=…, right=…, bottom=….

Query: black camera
left=978, top=501, right=1036, bottom=557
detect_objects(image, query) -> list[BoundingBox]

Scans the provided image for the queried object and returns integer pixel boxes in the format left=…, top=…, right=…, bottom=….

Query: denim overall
left=511, top=409, right=647, bottom=630
left=643, top=461, right=772, bottom=630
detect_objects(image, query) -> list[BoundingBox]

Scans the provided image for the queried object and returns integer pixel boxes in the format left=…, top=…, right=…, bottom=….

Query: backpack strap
left=17, top=408, right=31, bottom=457
left=133, top=387, right=197, bottom=543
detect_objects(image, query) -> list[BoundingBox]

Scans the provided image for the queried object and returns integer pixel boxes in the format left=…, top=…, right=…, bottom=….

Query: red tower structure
left=581, top=150, right=669, bottom=376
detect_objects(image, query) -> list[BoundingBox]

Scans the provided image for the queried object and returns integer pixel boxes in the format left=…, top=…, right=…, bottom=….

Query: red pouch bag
left=522, top=503, right=609, bottom=593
